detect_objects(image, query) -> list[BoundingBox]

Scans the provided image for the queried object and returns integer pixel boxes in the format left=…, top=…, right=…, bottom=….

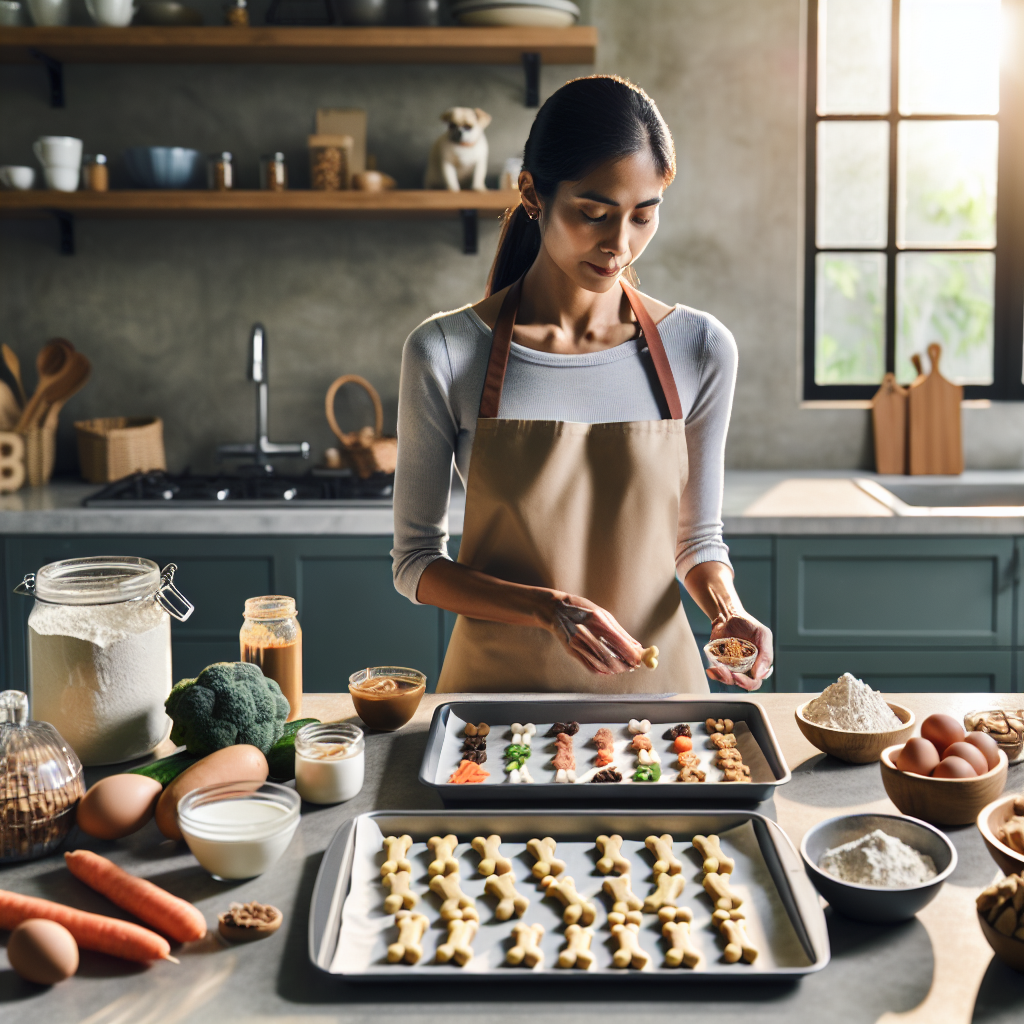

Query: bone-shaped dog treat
left=527, top=837, right=565, bottom=880
left=603, top=874, right=644, bottom=925
left=722, top=764, right=751, bottom=782
left=657, top=904, right=694, bottom=925
left=387, top=910, right=429, bottom=964
left=713, top=909, right=758, bottom=963
left=542, top=874, right=597, bottom=925
left=463, top=722, right=490, bottom=737
left=429, top=872, right=479, bottom=921
left=645, top=834, right=683, bottom=876
left=510, top=722, right=536, bottom=746
left=436, top=918, right=479, bottom=966
left=703, top=871, right=742, bottom=911
left=593, top=727, right=616, bottom=767
left=557, top=923, right=596, bottom=969
left=507, top=922, right=545, bottom=967
left=595, top=834, right=631, bottom=875
left=427, top=834, right=460, bottom=876
left=611, top=921, right=651, bottom=969
left=471, top=834, right=512, bottom=876
left=628, top=718, right=651, bottom=735
left=663, top=916, right=702, bottom=968
left=552, top=732, right=576, bottom=781
left=485, top=871, right=530, bottom=920
left=692, top=834, right=735, bottom=875
left=642, top=871, right=686, bottom=914
left=705, top=718, right=734, bottom=734
left=380, top=834, right=414, bottom=877
left=710, top=732, right=738, bottom=749
left=383, top=870, right=419, bottom=914
left=678, top=765, right=706, bottom=782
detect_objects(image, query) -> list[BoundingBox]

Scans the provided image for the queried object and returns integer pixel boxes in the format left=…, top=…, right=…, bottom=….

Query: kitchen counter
left=9, top=471, right=1024, bottom=535
left=2, top=691, right=1023, bottom=1024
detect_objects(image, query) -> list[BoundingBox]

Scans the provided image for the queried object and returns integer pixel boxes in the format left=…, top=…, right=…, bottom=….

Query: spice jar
left=224, top=0, right=248, bottom=25
left=308, top=134, right=352, bottom=190
left=82, top=154, right=108, bottom=192
left=240, top=596, right=302, bottom=721
left=0, top=689, right=84, bottom=863
left=207, top=152, right=233, bottom=190
left=15, top=558, right=193, bottom=766
left=259, top=152, right=287, bottom=191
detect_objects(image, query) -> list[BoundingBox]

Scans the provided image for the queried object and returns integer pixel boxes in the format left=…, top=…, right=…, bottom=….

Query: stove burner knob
left=162, top=489, right=174, bottom=500
left=216, top=489, right=229, bottom=501
left=283, top=488, right=297, bottom=501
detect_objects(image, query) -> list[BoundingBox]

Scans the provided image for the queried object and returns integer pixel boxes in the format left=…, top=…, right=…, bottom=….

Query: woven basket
left=75, top=417, right=166, bottom=484
left=324, top=375, right=396, bottom=479
left=23, top=424, right=56, bottom=487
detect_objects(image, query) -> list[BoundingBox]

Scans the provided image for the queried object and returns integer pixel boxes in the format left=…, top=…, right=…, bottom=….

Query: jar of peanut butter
left=240, top=596, right=302, bottom=721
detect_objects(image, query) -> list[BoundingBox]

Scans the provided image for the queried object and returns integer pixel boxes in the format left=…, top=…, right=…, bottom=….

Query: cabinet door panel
left=169, top=557, right=273, bottom=637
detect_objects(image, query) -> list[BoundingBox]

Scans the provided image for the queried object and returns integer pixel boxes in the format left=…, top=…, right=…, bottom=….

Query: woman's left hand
left=706, top=612, right=773, bottom=692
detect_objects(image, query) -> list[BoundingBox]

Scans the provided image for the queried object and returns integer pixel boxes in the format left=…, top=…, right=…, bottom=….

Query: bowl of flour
left=800, top=813, right=957, bottom=923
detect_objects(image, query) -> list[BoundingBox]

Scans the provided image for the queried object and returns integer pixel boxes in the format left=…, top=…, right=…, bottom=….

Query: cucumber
left=267, top=718, right=320, bottom=781
left=128, top=750, right=200, bottom=788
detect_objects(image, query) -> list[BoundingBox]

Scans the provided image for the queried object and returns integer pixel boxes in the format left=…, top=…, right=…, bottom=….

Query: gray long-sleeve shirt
left=392, top=303, right=737, bottom=604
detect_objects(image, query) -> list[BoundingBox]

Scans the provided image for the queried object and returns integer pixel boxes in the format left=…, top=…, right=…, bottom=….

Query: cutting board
left=871, top=373, right=907, bottom=474
left=907, top=342, right=963, bottom=475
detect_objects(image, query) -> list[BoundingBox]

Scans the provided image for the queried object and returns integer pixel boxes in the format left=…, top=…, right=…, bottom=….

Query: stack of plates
left=452, top=0, right=578, bottom=28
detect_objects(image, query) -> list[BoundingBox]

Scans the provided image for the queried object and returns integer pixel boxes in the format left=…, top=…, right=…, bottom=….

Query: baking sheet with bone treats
left=434, top=713, right=774, bottom=786
left=331, top=817, right=812, bottom=975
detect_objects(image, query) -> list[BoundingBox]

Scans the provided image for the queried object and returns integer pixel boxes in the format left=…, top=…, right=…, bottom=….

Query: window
left=804, top=0, right=1024, bottom=400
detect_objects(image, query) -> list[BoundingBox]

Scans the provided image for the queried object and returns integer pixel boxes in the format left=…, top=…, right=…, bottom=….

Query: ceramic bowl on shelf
left=795, top=701, right=915, bottom=764
left=134, top=0, right=202, bottom=24
left=800, top=812, right=957, bottom=923
left=123, top=146, right=202, bottom=189
left=452, top=0, right=578, bottom=27
left=978, top=911, right=1024, bottom=973
left=977, top=794, right=1024, bottom=876
left=880, top=743, right=1008, bottom=826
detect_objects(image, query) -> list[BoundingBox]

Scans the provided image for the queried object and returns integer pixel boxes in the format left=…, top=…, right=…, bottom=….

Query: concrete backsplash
left=2, top=0, right=1022, bottom=476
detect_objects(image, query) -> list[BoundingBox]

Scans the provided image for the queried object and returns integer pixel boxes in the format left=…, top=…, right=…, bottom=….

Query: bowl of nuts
left=977, top=872, right=1024, bottom=973
left=977, top=792, right=1024, bottom=876
left=704, top=637, right=758, bottom=675
left=965, top=709, right=1024, bottom=765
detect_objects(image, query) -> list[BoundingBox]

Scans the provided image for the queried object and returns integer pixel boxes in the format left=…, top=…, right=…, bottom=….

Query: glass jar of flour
left=16, top=557, right=194, bottom=766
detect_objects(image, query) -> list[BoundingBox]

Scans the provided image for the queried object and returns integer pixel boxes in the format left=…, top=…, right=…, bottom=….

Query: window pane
left=899, top=0, right=1000, bottom=115
left=815, top=252, right=886, bottom=384
left=897, top=121, right=997, bottom=248
left=818, top=0, right=891, bottom=114
left=817, top=121, right=889, bottom=248
left=896, top=252, right=994, bottom=384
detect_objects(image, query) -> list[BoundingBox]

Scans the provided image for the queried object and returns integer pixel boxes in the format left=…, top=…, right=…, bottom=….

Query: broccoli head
left=165, top=661, right=290, bottom=756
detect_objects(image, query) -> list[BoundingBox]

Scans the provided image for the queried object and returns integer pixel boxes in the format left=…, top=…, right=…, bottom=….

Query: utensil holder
left=23, top=423, right=56, bottom=486
left=74, top=416, right=166, bottom=483
left=325, top=375, right=396, bottom=478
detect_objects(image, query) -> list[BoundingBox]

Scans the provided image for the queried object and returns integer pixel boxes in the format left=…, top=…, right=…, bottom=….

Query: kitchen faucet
left=217, top=323, right=310, bottom=471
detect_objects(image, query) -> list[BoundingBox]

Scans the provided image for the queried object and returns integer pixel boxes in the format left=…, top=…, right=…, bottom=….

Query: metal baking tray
left=308, top=809, right=829, bottom=980
left=418, top=699, right=791, bottom=804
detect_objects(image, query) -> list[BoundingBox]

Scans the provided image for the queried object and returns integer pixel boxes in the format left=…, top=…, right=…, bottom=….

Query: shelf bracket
left=522, top=52, right=540, bottom=107
left=30, top=49, right=64, bottom=108
left=460, top=209, right=478, bottom=254
left=51, top=211, right=75, bottom=255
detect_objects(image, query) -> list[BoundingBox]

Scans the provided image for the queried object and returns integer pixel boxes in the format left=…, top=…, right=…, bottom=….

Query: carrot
left=0, top=888, right=172, bottom=963
left=447, top=760, right=489, bottom=784
left=65, top=851, right=207, bottom=944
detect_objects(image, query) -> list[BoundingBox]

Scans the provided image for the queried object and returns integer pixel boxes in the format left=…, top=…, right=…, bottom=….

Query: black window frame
left=804, top=0, right=1024, bottom=401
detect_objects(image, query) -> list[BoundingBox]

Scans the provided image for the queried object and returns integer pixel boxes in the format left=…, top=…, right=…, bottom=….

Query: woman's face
left=524, top=149, right=667, bottom=293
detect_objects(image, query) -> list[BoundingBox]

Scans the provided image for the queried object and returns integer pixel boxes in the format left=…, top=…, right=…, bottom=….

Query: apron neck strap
left=478, top=276, right=683, bottom=420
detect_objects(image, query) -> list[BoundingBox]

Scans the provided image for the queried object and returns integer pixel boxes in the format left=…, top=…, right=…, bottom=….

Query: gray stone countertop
left=8, top=471, right=1024, bottom=535
left=2, top=691, right=1023, bottom=1024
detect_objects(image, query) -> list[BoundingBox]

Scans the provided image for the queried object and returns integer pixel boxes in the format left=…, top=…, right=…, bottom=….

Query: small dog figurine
left=425, top=107, right=492, bottom=191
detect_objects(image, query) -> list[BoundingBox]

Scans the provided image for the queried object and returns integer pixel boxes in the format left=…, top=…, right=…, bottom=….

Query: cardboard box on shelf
left=316, top=109, right=367, bottom=175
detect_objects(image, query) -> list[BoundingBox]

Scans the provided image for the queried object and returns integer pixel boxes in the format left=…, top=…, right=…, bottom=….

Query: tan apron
left=436, top=277, right=709, bottom=695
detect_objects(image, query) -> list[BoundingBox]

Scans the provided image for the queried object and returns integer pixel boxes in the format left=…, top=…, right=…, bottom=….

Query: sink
left=856, top=478, right=1024, bottom=515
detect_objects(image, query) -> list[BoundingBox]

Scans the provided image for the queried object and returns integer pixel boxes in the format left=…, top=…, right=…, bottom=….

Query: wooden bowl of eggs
left=977, top=793, right=1024, bottom=876
left=881, top=713, right=1008, bottom=826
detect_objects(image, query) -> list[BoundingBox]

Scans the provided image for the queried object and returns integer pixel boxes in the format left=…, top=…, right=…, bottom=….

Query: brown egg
left=896, top=737, right=941, bottom=776
left=77, top=774, right=163, bottom=840
left=921, top=714, right=966, bottom=757
left=7, top=919, right=79, bottom=985
left=943, top=740, right=990, bottom=776
left=932, top=755, right=978, bottom=778
left=963, top=730, right=1001, bottom=770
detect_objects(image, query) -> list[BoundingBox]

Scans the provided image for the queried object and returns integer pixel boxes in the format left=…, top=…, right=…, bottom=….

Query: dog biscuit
left=463, top=723, right=490, bottom=737
left=429, top=872, right=479, bottom=922
left=657, top=904, right=694, bottom=925
left=722, top=764, right=751, bottom=782
left=527, top=837, right=565, bottom=880
left=595, top=834, right=631, bottom=875
left=427, top=834, right=460, bottom=876
left=627, top=718, right=651, bottom=735
left=380, top=834, right=413, bottom=877
left=692, top=834, right=735, bottom=875
left=471, top=834, right=512, bottom=877
left=552, top=732, right=576, bottom=772
left=507, top=922, right=545, bottom=968
left=714, top=747, right=744, bottom=765
left=631, top=733, right=653, bottom=752
left=703, top=871, right=742, bottom=911
left=713, top=909, right=758, bottom=964
left=709, top=732, right=738, bottom=749
left=485, top=872, right=530, bottom=921
left=510, top=722, right=536, bottom=746
left=637, top=747, right=660, bottom=765
left=705, top=718, right=734, bottom=734
left=387, top=910, right=429, bottom=964
left=663, top=917, right=702, bottom=968
left=642, top=871, right=686, bottom=914
left=557, top=923, right=596, bottom=969
left=611, top=921, right=651, bottom=970
left=436, top=918, right=478, bottom=966
left=542, top=874, right=597, bottom=926
left=383, top=870, right=418, bottom=914
left=678, top=765, right=706, bottom=782
left=677, top=750, right=702, bottom=768
left=645, top=834, right=683, bottom=876
left=602, top=874, right=644, bottom=925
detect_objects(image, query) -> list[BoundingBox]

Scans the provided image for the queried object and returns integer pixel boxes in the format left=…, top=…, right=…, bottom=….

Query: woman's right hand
left=544, top=594, right=644, bottom=675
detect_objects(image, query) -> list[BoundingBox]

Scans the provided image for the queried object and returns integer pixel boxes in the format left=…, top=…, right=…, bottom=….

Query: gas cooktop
left=82, top=470, right=394, bottom=508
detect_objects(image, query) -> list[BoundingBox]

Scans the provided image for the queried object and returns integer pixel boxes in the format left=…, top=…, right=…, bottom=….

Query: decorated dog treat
left=527, top=837, right=565, bottom=880
left=380, top=834, right=413, bottom=877
left=628, top=718, right=651, bottom=735
left=722, top=764, right=752, bottom=782
left=548, top=721, right=579, bottom=736
left=485, top=872, right=530, bottom=920
left=709, top=732, right=738, bottom=750
left=703, top=871, right=742, bottom=911
left=387, top=910, right=429, bottom=964
left=557, top=923, right=596, bottom=969
left=553, top=731, right=577, bottom=783
left=595, top=834, right=631, bottom=875
left=637, top=747, right=660, bottom=765
left=678, top=765, right=707, bottom=782
left=504, top=743, right=531, bottom=772
left=611, top=921, right=651, bottom=969
left=677, top=750, right=702, bottom=768
left=642, top=871, right=686, bottom=914
left=692, top=834, right=735, bottom=875
left=427, top=834, right=460, bottom=876
left=436, top=918, right=479, bottom=966
left=383, top=870, right=419, bottom=914
left=460, top=748, right=487, bottom=764
left=593, top=766, right=623, bottom=782
left=507, top=922, right=545, bottom=968
left=542, top=874, right=597, bottom=926
left=706, top=718, right=734, bottom=735
left=713, top=909, right=758, bottom=964
left=510, top=723, right=536, bottom=747
left=667, top=724, right=692, bottom=740
left=463, top=723, right=490, bottom=737
left=461, top=734, right=487, bottom=750
left=714, top=747, right=744, bottom=765
left=645, top=834, right=683, bottom=876
left=447, top=760, right=490, bottom=784
left=603, top=874, right=644, bottom=925
left=663, top=914, right=702, bottom=968
left=592, top=727, right=616, bottom=767
left=472, top=834, right=512, bottom=877
left=510, top=764, right=535, bottom=784
left=631, top=733, right=653, bottom=752
left=429, top=872, right=479, bottom=921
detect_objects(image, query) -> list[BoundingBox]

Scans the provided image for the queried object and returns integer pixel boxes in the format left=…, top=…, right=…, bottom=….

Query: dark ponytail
left=487, top=75, right=676, bottom=296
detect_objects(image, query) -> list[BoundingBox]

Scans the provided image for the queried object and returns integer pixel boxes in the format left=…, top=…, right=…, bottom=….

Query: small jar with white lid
left=294, top=723, right=364, bottom=804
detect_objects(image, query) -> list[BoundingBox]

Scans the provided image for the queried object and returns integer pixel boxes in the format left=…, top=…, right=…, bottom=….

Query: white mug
left=33, top=136, right=83, bottom=171
left=84, top=0, right=135, bottom=26
left=43, top=166, right=79, bottom=192
left=25, top=0, right=69, bottom=24
left=0, top=166, right=35, bottom=190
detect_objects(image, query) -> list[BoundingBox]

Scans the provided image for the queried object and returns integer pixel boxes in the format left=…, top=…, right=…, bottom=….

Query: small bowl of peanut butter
left=704, top=637, right=758, bottom=675
left=348, top=666, right=427, bottom=732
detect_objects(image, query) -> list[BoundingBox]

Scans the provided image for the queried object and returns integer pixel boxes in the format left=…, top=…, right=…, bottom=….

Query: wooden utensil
left=16, top=350, right=89, bottom=434
left=1, top=344, right=27, bottom=407
left=907, top=342, right=963, bottom=475
left=870, top=373, right=908, bottom=474
left=41, top=352, right=92, bottom=430
left=0, top=381, right=20, bottom=431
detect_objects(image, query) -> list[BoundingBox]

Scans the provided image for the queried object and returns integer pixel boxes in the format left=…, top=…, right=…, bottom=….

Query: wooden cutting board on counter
left=907, top=342, right=963, bottom=475
left=870, top=373, right=907, bottom=474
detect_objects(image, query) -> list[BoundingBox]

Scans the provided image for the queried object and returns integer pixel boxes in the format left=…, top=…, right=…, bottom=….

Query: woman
left=393, top=75, right=772, bottom=694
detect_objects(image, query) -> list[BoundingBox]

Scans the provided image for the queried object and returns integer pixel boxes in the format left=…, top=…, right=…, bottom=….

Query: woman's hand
left=546, top=594, right=644, bottom=675
left=707, top=611, right=773, bottom=692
